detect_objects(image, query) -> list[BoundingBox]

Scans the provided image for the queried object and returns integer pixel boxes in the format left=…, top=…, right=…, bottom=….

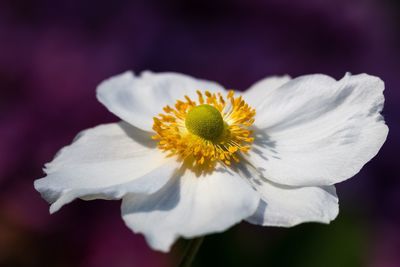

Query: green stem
left=178, top=236, right=205, bottom=267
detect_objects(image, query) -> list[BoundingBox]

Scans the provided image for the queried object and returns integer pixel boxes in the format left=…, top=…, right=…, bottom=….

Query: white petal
left=249, top=73, right=388, bottom=186
left=96, top=71, right=225, bottom=131
left=121, top=167, right=259, bottom=252
left=246, top=182, right=338, bottom=227
left=243, top=75, right=291, bottom=108
left=34, top=122, right=180, bottom=213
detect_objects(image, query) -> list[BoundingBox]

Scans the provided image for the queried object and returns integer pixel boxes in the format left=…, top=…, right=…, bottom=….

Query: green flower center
left=185, top=104, right=224, bottom=141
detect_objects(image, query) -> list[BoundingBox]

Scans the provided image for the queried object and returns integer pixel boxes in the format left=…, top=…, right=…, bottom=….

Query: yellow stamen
left=152, top=90, right=256, bottom=171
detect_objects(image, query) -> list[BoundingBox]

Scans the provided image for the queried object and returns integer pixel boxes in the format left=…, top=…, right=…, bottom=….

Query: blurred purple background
left=0, top=0, right=399, bottom=266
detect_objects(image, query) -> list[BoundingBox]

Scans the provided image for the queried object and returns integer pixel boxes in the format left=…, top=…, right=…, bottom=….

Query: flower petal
left=34, top=122, right=180, bottom=213
left=246, top=182, right=338, bottom=227
left=96, top=71, right=225, bottom=131
left=249, top=73, right=388, bottom=186
left=121, top=167, right=259, bottom=252
left=243, top=75, right=291, bottom=108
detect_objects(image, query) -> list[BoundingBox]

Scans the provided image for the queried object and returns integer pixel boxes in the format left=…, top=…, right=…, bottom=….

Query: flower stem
left=178, top=236, right=205, bottom=267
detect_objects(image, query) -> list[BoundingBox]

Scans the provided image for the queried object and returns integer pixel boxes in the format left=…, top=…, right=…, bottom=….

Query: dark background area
left=0, top=0, right=399, bottom=266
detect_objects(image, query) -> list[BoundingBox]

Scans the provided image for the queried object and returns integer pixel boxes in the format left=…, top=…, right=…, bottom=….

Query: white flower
left=34, top=71, right=388, bottom=252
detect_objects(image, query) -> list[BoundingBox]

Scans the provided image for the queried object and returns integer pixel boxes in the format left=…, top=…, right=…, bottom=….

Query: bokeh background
left=0, top=0, right=399, bottom=266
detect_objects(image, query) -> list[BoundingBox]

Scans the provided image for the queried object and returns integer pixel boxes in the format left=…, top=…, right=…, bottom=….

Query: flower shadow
left=250, top=126, right=279, bottom=161
left=122, top=167, right=184, bottom=213
left=119, top=121, right=157, bottom=149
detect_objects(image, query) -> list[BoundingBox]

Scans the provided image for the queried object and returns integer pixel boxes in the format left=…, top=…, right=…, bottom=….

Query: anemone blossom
left=35, top=71, right=388, bottom=252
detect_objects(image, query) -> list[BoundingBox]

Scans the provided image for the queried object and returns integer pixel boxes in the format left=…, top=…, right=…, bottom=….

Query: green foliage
left=192, top=213, right=367, bottom=267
